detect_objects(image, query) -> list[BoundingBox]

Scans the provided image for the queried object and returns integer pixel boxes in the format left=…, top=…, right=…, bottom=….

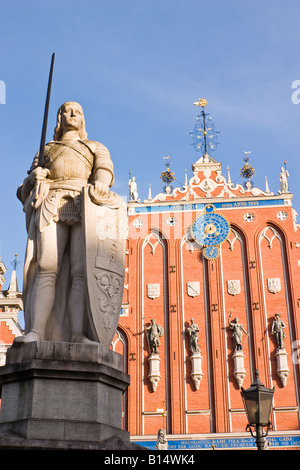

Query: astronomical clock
left=190, top=204, right=230, bottom=259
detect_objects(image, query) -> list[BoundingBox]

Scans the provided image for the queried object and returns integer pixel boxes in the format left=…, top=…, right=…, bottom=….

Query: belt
left=49, top=178, right=88, bottom=191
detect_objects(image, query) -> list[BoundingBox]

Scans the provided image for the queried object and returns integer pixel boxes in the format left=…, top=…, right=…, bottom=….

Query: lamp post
left=241, top=370, right=275, bottom=450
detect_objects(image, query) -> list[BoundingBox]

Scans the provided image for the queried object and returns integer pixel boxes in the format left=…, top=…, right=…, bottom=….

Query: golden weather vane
left=190, top=98, right=220, bottom=158
left=193, top=98, right=208, bottom=108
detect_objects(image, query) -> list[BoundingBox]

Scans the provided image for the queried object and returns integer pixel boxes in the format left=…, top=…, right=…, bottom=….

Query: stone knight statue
left=279, top=166, right=289, bottom=194
left=16, top=101, right=126, bottom=345
left=128, top=174, right=139, bottom=201
left=228, top=309, right=248, bottom=351
left=272, top=313, right=286, bottom=349
left=145, top=319, right=164, bottom=355
left=186, top=318, right=200, bottom=353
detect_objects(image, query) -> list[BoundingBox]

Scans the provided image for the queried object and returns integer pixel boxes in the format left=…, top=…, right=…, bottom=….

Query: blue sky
left=1, top=0, right=300, bottom=299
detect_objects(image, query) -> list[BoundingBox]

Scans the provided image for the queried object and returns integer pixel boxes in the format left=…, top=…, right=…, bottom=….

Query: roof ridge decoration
left=150, top=100, right=274, bottom=203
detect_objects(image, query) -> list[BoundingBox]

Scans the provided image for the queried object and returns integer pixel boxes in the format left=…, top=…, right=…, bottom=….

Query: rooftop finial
left=7, top=254, right=20, bottom=296
left=240, top=151, right=255, bottom=189
left=11, top=253, right=19, bottom=271
left=190, top=99, right=220, bottom=160
left=160, top=156, right=175, bottom=193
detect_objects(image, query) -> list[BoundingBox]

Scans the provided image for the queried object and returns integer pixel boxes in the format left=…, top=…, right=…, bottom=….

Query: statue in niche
left=15, top=101, right=126, bottom=345
left=272, top=313, right=286, bottom=349
left=186, top=318, right=200, bottom=353
left=156, top=429, right=168, bottom=450
left=145, top=319, right=164, bottom=354
left=228, top=309, right=248, bottom=351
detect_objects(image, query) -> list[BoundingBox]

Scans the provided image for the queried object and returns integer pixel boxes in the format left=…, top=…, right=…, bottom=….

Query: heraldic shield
left=83, top=187, right=128, bottom=347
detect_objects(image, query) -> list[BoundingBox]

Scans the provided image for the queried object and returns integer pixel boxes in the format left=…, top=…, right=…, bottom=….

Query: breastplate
left=44, top=142, right=93, bottom=181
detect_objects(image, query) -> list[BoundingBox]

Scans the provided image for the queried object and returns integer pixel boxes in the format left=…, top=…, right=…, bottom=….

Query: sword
left=34, top=53, right=55, bottom=205
left=38, top=52, right=55, bottom=167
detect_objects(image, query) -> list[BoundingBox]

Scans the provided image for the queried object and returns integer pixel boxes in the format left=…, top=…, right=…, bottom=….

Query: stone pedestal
left=232, top=349, right=246, bottom=388
left=190, top=351, right=203, bottom=390
left=148, top=353, right=161, bottom=392
left=0, top=341, right=131, bottom=447
left=275, top=348, right=290, bottom=387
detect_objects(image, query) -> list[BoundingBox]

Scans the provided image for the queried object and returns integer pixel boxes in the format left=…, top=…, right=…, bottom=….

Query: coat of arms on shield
left=187, top=281, right=200, bottom=297
left=147, top=283, right=160, bottom=299
left=267, top=278, right=281, bottom=294
left=83, top=187, right=128, bottom=347
left=227, top=280, right=241, bottom=296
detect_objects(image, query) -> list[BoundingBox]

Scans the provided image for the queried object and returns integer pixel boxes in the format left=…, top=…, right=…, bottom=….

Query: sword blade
left=38, top=52, right=55, bottom=167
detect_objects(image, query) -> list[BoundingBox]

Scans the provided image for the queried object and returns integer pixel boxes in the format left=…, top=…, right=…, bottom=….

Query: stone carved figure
left=186, top=318, right=200, bottom=353
left=279, top=166, right=289, bottom=193
left=128, top=175, right=139, bottom=201
left=145, top=319, right=164, bottom=355
left=16, top=101, right=126, bottom=345
left=156, top=428, right=168, bottom=450
left=228, top=310, right=248, bottom=351
left=272, top=313, right=286, bottom=349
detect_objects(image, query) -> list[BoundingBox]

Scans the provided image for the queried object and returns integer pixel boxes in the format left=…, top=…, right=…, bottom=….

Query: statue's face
left=61, top=103, right=83, bottom=132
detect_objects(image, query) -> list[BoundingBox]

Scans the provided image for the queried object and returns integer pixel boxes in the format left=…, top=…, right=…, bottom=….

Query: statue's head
left=53, top=101, right=88, bottom=141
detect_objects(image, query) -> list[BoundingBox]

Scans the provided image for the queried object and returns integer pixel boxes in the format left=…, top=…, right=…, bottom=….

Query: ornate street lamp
left=241, top=370, right=275, bottom=450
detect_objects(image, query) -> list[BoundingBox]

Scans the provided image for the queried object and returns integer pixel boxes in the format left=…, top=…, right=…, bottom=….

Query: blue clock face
left=203, top=245, right=220, bottom=260
left=190, top=208, right=230, bottom=247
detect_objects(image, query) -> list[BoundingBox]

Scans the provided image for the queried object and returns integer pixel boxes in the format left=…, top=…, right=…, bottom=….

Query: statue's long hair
left=53, top=101, right=88, bottom=141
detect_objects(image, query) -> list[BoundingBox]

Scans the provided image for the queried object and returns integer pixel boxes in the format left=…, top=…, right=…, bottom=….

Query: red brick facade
left=0, top=321, right=16, bottom=346
left=116, top=155, right=300, bottom=449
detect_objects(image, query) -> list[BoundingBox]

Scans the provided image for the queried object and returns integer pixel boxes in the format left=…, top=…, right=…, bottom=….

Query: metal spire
left=190, top=99, right=220, bottom=160
left=7, top=254, right=20, bottom=296
left=11, top=253, right=19, bottom=271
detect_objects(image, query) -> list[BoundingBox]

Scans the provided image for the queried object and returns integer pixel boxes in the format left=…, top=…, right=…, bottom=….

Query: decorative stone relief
left=199, top=177, right=215, bottom=196
left=186, top=318, right=203, bottom=390
left=227, top=280, right=241, bottom=296
left=244, top=213, right=255, bottom=222
left=166, top=217, right=177, bottom=226
left=133, top=218, right=144, bottom=228
left=186, top=281, right=200, bottom=297
left=272, top=313, right=289, bottom=386
left=145, top=319, right=164, bottom=391
left=277, top=211, right=288, bottom=220
left=267, top=278, right=281, bottom=294
left=95, top=272, right=122, bottom=332
left=147, top=283, right=160, bottom=299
